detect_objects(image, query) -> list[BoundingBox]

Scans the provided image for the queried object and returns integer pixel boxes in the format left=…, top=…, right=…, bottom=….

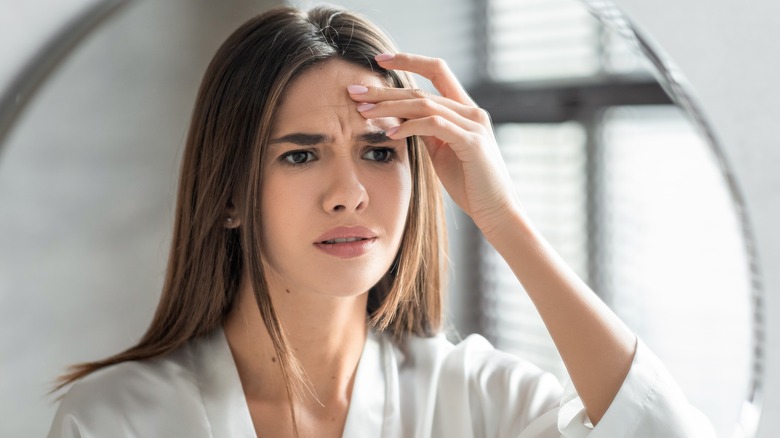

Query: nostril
left=322, top=183, right=368, bottom=213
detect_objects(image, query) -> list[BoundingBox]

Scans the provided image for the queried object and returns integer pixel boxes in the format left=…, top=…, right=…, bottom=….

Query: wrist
left=477, top=200, right=532, bottom=245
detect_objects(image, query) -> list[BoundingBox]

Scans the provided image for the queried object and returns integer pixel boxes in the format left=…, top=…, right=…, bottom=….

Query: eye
left=363, top=147, right=396, bottom=163
left=280, top=150, right=316, bottom=166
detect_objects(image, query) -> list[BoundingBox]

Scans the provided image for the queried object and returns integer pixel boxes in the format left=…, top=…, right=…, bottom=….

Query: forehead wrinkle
left=274, top=102, right=398, bottom=142
left=272, top=60, right=399, bottom=144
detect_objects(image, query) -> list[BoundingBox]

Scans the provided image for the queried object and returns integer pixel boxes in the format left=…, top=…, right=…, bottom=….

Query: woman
left=49, top=6, right=713, bottom=437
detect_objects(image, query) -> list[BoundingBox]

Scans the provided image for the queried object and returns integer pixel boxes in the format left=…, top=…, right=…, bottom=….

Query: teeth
left=323, top=237, right=366, bottom=244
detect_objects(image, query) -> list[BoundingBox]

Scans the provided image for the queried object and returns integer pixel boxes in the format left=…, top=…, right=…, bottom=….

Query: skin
left=223, top=59, right=410, bottom=437
left=225, top=52, right=637, bottom=436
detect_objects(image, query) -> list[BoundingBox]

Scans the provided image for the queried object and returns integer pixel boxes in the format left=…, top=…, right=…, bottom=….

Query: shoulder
left=61, top=345, right=198, bottom=408
left=49, top=342, right=210, bottom=437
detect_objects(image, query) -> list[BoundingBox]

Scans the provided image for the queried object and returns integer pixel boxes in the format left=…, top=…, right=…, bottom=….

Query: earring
left=225, top=217, right=234, bottom=227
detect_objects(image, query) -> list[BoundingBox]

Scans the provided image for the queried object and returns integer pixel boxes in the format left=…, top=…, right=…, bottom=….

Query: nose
left=321, top=160, right=368, bottom=214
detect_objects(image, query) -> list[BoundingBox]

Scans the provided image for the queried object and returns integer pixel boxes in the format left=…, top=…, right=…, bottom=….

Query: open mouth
left=319, top=237, right=372, bottom=244
left=314, top=227, right=378, bottom=256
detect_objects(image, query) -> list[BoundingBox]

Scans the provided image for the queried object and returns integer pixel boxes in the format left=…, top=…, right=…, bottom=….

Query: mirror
left=0, top=0, right=762, bottom=436
left=469, top=1, right=761, bottom=436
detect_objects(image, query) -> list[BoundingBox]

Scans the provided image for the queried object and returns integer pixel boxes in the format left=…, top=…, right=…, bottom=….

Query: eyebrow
left=269, top=130, right=393, bottom=146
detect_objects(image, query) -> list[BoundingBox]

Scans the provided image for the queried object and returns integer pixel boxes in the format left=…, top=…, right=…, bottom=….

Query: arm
left=350, top=52, right=635, bottom=424
left=482, top=207, right=635, bottom=425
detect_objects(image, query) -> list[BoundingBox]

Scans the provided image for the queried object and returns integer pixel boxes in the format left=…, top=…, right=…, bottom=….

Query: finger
left=387, top=116, right=480, bottom=160
left=356, top=97, right=485, bottom=134
left=374, top=53, right=476, bottom=106
left=348, top=85, right=491, bottom=128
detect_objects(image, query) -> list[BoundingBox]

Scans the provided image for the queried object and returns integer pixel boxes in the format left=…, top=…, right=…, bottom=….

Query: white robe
left=48, top=327, right=714, bottom=437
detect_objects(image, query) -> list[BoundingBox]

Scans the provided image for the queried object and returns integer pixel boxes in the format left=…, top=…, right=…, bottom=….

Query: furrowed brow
left=269, top=133, right=330, bottom=146
left=357, top=131, right=393, bottom=144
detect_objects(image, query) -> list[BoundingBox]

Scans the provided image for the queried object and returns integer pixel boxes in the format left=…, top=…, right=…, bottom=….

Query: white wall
left=0, top=0, right=99, bottom=92
left=0, top=0, right=281, bottom=435
left=610, top=1, right=780, bottom=436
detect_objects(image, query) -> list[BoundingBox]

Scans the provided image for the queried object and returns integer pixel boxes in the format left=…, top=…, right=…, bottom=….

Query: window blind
left=480, top=0, right=644, bottom=383
left=483, top=122, right=588, bottom=381
left=487, top=0, right=649, bottom=81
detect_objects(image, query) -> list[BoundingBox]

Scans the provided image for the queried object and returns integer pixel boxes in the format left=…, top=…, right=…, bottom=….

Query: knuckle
left=433, top=57, right=449, bottom=72
left=474, top=108, right=491, bottom=124
left=420, top=98, right=438, bottom=112
left=429, top=58, right=449, bottom=83
left=410, top=88, right=429, bottom=99
left=432, top=115, right=447, bottom=129
left=466, top=107, right=482, bottom=120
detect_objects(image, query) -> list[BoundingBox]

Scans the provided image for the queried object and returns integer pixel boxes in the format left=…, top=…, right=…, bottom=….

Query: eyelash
left=280, top=149, right=316, bottom=166
left=279, top=147, right=397, bottom=167
left=363, top=147, right=397, bottom=164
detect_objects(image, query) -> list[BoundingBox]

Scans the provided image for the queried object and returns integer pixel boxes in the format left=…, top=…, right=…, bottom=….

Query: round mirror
left=470, top=1, right=762, bottom=437
left=0, top=0, right=762, bottom=436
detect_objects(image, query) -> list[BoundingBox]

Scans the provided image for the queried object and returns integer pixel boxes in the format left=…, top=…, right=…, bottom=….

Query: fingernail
left=386, top=126, right=400, bottom=137
left=375, top=53, right=395, bottom=62
left=357, top=103, right=375, bottom=112
left=347, top=84, right=368, bottom=94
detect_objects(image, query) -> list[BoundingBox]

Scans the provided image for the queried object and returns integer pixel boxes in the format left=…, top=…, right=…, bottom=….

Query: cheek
left=259, top=174, right=308, bottom=248
left=375, top=164, right=413, bottom=232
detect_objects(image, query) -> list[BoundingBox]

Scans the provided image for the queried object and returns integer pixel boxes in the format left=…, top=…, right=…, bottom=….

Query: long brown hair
left=54, top=4, right=446, bottom=422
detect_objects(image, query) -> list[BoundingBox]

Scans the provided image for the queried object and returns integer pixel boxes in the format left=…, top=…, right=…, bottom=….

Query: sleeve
left=46, top=356, right=213, bottom=438
left=435, top=334, right=563, bottom=437
left=48, top=380, right=94, bottom=438
left=47, top=376, right=113, bottom=438
left=438, top=334, right=715, bottom=438
left=555, top=338, right=716, bottom=438
left=48, top=411, right=83, bottom=438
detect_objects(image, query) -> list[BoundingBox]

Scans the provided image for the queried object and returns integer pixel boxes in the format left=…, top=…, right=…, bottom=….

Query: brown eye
left=281, top=150, right=316, bottom=165
left=363, top=147, right=395, bottom=163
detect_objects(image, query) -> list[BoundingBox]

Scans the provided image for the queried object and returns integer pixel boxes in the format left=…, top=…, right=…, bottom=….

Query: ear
left=224, top=199, right=242, bottom=229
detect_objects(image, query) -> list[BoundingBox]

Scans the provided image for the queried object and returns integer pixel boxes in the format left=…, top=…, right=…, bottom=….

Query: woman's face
left=260, top=59, right=412, bottom=298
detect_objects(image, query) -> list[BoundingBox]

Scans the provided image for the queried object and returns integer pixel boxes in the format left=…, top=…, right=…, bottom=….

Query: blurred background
left=1, top=0, right=778, bottom=437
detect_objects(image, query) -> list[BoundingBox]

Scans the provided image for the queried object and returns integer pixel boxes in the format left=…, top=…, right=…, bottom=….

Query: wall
left=0, top=0, right=281, bottom=435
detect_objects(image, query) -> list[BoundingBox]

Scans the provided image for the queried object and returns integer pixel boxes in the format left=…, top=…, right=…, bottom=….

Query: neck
left=224, top=267, right=369, bottom=407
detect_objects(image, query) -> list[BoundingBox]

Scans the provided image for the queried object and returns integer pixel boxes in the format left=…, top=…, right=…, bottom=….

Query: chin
left=265, top=255, right=395, bottom=299
left=310, top=275, right=384, bottom=299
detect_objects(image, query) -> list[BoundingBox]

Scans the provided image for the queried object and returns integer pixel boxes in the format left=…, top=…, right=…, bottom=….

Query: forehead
left=271, top=59, right=394, bottom=134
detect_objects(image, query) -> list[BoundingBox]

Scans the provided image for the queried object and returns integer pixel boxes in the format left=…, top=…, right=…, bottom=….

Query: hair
left=53, top=5, right=446, bottom=431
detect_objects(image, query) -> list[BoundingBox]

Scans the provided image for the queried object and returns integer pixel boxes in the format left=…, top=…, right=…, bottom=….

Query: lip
left=314, top=226, right=378, bottom=259
left=314, top=226, right=377, bottom=243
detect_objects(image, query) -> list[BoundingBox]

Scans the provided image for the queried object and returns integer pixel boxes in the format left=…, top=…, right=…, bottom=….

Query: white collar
left=190, top=326, right=400, bottom=437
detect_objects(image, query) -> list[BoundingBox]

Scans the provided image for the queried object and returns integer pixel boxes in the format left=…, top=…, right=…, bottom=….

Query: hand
left=348, top=53, right=520, bottom=237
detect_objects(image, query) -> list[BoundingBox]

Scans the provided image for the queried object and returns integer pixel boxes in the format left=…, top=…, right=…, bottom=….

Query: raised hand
left=350, top=52, right=638, bottom=426
left=348, top=53, right=519, bottom=237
